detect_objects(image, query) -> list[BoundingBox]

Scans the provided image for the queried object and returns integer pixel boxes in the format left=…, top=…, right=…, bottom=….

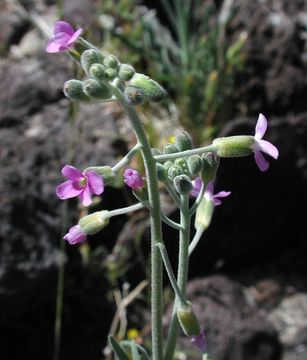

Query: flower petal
left=204, top=181, right=214, bottom=200
left=63, top=225, right=87, bottom=245
left=190, top=331, right=207, bottom=353
left=61, top=165, right=83, bottom=181
left=85, top=171, right=104, bottom=195
left=258, top=139, right=279, bottom=159
left=255, top=113, right=267, bottom=140
left=191, top=177, right=202, bottom=197
left=215, top=191, right=231, bottom=199
left=79, top=186, right=92, bottom=206
left=254, top=151, right=269, bottom=172
left=66, top=28, right=83, bottom=46
left=46, top=33, right=70, bottom=53
left=213, top=198, right=222, bottom=206
left=56, top=180, right=83, bottom=199
left=54, top=21, right=75, bottom=36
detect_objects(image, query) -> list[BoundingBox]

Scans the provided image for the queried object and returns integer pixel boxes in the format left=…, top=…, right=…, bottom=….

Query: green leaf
left=108, top=335, right=129, bottom=360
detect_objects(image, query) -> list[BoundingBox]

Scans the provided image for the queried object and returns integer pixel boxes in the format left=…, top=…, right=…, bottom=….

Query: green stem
left=155, top=144, right=216, bottom=162
left=164, top=195, right=191, bottom=360
left=112, top=143, right=142, bottom=172
left=165, top=181, right=181, bottom=207
left=108, top=202, right=144, bottom=217
left=112, top=87, right=164, bottom=360
left=189, top=226, right=205, bottom=256
left=190, top=181, right=206, bottom=215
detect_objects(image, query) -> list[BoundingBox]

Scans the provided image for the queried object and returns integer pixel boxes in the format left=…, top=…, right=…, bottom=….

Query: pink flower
left=63, top=225, right=87, bottom=245
left=56, top=165, right=104, bottom=206
left=191, top=178, right=231, bottom=206
left=253, top=113, right=279, bottom=172
left=190, top=331, right=207, bottom=354
left=46, top=21, right=83, bottom=53
left=123, top=168, right=144, bottom=190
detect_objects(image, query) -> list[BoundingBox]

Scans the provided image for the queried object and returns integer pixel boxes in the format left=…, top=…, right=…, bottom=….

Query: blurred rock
left=176, top=276, right=281, bottom=360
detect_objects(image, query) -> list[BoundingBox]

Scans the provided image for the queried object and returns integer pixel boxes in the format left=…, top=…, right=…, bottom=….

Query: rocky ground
left=0, top=0, right=307, bottom=359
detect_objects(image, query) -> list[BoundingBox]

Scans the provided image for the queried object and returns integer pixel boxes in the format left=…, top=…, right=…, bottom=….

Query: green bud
left=89, top=63, right=107, bottom=81
left=82, top=79, right=112, bottom=99
left=151, top=148, right=162, bottom=156
left=124, top=86, right=145, bottom=105
left=163, top=161, right=173, bottom=172
left=130, top=73, right=167, bottom=102
left=103, top=55, right=119, bottom=69
left=195, top=197, right=215, bottom=230
left=175, top=132, right=193, bottom=151
left=78, top=211, right=109, bottom=235
left=188, top=155, right=202, bottom=176
left=118, top=64, right=135, bottom=81
left=201, top=152, right=220, bottom=184
left=63, top=80, right=91, bottom=102
left=81, top=49, right=103, bottom=74
left=177, top=301, right=201, bottom=336
left=173, top=175, right=193, bottom=195
left=85, top=166, right=116, bottom=186
left=204, top=70, right=218, bottom=105
left=212, top=136, right=255, bottom=158
left=74, top=38, right=99, bottom=55
left=156, top=163, right=168, bottom=182
left=168, top=165, right=183, bottom=179
left=104, top=68, right=118, bottom=80
left=174, top=158, right=190, bottom=175
left=163, top=144, right=179, bottom=154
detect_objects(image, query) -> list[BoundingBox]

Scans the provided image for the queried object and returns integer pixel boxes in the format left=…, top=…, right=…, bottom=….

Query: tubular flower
left=190, top=330, right=207, bottom=354
left=56, top=165, right=104, bottom=206
left=46, top=21, right=83, bottom=53
left=253, top=113, right=279, bottom=172
left=63, top=225, right=86, bottom=245
left=191, top=178, right=231, bottom=206
left=123, top=168, right=144, bottom=190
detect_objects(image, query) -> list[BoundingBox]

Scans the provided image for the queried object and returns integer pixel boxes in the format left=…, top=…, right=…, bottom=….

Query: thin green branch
left=155, top=144, right=217, bottom=162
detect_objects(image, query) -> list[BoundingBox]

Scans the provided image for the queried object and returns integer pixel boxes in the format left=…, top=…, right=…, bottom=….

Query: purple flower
left=63, top=225, right=87, bottom=245
left=46, top=21, right=83, bottom=53
left=123, top=168, right=144, bottom=190
left=253, top=113, right=279, bottom=172
left=190, top=331, right=207, bottom=354
left=56, top=165, right=104, bottom=206
left=191, top=178, right=231, bottom=206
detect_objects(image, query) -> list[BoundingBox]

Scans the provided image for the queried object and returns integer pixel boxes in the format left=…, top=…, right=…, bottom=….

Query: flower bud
left=74, top=38, right=99, bottom=55
left=188, top=155, right=202, bottom=176
left=89, top=63, right=107, bottom=81
left=163, top=161, right=173, bottom=172
left=78, top=211, right=109, bottom=235
left=156, top=163, right=168, bottom=182
left=105, top=68, right=118, bottom=80
left=103, top=55, right=119, bottom=69
left=168, top=165, right=183, bottom=179
left=201, top=152, right=220, bottom=184
left=212, top=136, right=255, bottom=158
left=124, top=86, right=145, bottom=105
left=151, top=148, right=162, bottom=156
left=173, top=175, right=193, bottom=195
left=175, top=132, right=193, bottom=151
left=163, top=144, right=179, bottom=154
left=85, top=166, right=116, bottom=186
left=130, top=73, right=167, bottom=102
left=63, top=80, right=91, bottom=102
left=195, top=197, right=214, bottom=230
left=118, top=64, right=135, bottom=81
left=174, top=158, right=190, bottom=176
left=177, top=301, right=201, bottom=336
left=81, top=49, right=103, bottom=74
left=82, top=79, right=112, bottom=99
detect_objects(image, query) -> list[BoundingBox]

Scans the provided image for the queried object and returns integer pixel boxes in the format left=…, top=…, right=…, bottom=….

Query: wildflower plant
left=48, top=21, right=278, bottom=360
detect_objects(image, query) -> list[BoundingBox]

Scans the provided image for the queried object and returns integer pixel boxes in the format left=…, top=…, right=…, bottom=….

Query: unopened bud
left=124, top=86, right=145, bottom=105
left=81, top=49, right=103, bottom=74
left=201, top=152, right=220, bottom=184
left=89, top=63, right=107, bottom=81
left=156, top=163, right=168, bottom=182
left=163, top=161, right=173, bottom=172
left=83, top=79, right=112, bottom=99
left=177, top=301, right=201, bottom=336
left=175, top=132, right=193, bottom=151
left=63, top=80, right=91, bottom=102
left=163, top=144, right=179, bottom=155
left=174, top=158, right=189, bottom=175
left=188, top=155, right=202, bottom=176
left=105, top=68, right=118, bottom=80
left=213, top=136, right=254, bottom=158
left=103, top=55, right=119, bottom=69
left=131, top=73, right=167, bottom=102
left=173, top=175, right=193, bottom=195
left=168, top=165, right=183, bottom=179
left=118, top=64, right=135, bottom=81
left=78, top=211, right=109, bottom=235
left=151, top=148, right=162, bottom=156
left=195, top=197, right=214, bottom=230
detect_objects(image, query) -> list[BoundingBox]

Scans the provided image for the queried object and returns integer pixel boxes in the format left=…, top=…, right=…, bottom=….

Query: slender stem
left=165, top=181, right=181, bottom=207
left=164, top=195, right=191, bottom=360
left=157, top=243, right=187, bottom=307
left=161, top=213, right=183, bottom=231
left=108, top=202, right=145, bottom=218
left=190, top=181, right=206, bottom=215
left=155, top=144, right=216, bottom=162
left=112, top=86, right=164, bottom=360
left=112, top=143, right=142, bottom=172
left=189, top=226, right=204, bottom=256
